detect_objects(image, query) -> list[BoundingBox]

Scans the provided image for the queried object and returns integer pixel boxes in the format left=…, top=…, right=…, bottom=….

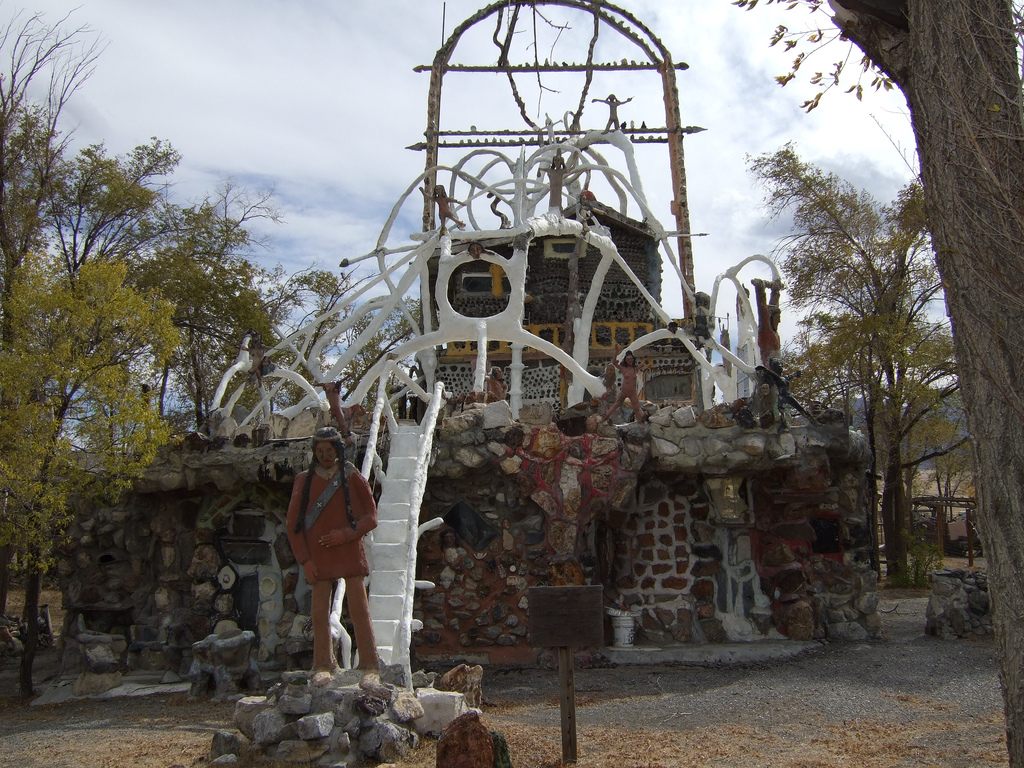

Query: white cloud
left=29, top=0, right=917, bottom=332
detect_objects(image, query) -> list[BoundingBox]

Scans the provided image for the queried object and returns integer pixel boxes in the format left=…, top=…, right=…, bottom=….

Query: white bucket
left=610, top=614, right=635, bottom=647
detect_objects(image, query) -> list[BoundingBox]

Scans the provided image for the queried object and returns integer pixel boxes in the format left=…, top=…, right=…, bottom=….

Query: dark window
left=810, top=517, right=842, bottom=554
left=462, top=274, right=492, bottom=293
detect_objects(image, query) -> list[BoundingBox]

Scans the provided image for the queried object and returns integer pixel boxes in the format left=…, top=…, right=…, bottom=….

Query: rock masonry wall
left=926, top=568, right=991, bottom=638
left=413, top=401, right=880, bottom=663
left=57, top=399, right=879, bottom=677
left=57, top=443, right=309, bottom=679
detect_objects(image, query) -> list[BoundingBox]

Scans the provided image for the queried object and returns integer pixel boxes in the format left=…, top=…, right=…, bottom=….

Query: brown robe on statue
left=286, top=462, right=378, bottom=671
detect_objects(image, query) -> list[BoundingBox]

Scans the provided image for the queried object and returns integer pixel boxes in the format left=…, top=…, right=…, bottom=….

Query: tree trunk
left=833, top=1, right=1024, bottom=762
left=19, top=568, right=40, bottom=699
left=158, top=363, right=171, bottom=418
left=863, top=388, right=881, bottom=574
left=880, top=450, right=907, bottom=577
left=0, top=545, right=9, bottom=615
left=905, top=4, right=1024, bottom=762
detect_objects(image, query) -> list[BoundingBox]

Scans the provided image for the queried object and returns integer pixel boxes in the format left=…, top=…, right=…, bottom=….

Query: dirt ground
left=0, top=565, right=1006, bottom=768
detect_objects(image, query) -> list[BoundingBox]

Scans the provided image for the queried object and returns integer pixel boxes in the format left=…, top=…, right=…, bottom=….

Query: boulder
left=273, top=738, right=328, bottom=763
left=481, top=400, right=513, bottom=428
left=295, top=711, right=334, bottom=740
left=210, top=730, right=242, bottom=760
left=252, top=708, right=288, bottom=746
left=436, top=711, right=493, bottom=768
left=233, top=695, right=271, bottom=740
left=358, top=720, right=418, bottom=762
left=390, top=689, right=426, bottom=723
left=414, top=688, right=471, bottom=737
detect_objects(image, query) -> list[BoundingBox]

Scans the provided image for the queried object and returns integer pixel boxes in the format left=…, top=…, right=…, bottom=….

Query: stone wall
left=411, top=400, right=879, bottom=664
left=57, top=397, right=878, bottom=676
left=523, top=216, right=658, bottom=326
left=926, top=568, right=991, bottom=638
left=57, top=442, right=309, bottom=677
left=414, top=404, right=645, bottom=664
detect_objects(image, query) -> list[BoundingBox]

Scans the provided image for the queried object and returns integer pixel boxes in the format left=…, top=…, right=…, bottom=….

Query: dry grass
left=5, top=586, right=64, bottom=635
left=393, top=720, right=1007, bottom=765
left=395, top=713, right=1007, bottom=768
left=0, top=688, right=1007, bottom=768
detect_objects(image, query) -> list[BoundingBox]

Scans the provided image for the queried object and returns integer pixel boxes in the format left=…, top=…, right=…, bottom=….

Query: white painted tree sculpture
left=210, top=130, right=779, bottom=427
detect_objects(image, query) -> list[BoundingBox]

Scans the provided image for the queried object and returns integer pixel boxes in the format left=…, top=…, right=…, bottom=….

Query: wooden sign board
left=528, top=585, right=604, bottom=648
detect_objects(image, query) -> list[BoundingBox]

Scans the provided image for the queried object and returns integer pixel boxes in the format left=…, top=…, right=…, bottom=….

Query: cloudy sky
left=28, top=0, right=917, bottom=328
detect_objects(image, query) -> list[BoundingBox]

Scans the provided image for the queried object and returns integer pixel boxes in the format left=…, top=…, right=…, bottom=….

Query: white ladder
left=365, top=381, right=445, bottom=683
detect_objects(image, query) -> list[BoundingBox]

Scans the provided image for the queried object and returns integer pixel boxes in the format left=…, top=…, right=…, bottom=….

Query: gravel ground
left=0, top=593, right=1008, bottom=768
left=484, top=596, right=1002, bottom=726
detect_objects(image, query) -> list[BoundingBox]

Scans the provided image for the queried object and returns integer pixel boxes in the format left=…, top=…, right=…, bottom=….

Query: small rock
left=295, top=711, right=334, bottom=740
left=411, top=670, right=437, bottom=688
left=390, top=689, right=426, bottom=723
left=356, top=693, right=388, bottom=716
left=278, top=692, right=312, bottom=715
left=233, top=695, right=271, bottom=740
left=273, top=738, right=328, bottom=763
left=210, top=730, right=240, bottom=759
left=359, top=720, right=417, bottom=762
left=414, top=688, right=470, bottom=737
left=252, top=708, right=288, bottom=746
left=492, top=730, right=513, bottom=768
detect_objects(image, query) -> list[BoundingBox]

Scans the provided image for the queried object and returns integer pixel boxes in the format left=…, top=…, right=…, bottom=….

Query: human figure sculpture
left=287, top=427, right=378, bottom=681
left=487, top=192, right=511, bottom=229
left=693, top=291, right=713, bottom=344
left=320, top=380, right=353, bottom=442
left=599, top=347, right=647, bottom=423
left=751, top=277, right=783, bottom=366
left=755, top=358, right=815, bottom=428
left=423, top=184, right=465, bottom=232
left=246, top=331, right=275, bottom=387
left=592, top=93, right=633, bottom=131
left=545, top=151, right=567, bottom=210
left=485, top=366, right=507, bottom=402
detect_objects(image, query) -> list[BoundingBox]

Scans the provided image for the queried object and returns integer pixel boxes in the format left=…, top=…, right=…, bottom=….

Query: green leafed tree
left=0, top=254, right=176, bottom=696
left=0, top=9, right=282, bottom=696
left=133, top=183, right=280, bottom=430
left=750, top=145, right=960, bottom=577
left=0, top=9, right=100, bottom=626
left=47, top=139, right=180, bottom=278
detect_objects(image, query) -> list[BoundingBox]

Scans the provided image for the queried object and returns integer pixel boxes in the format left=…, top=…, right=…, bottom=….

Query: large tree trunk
left=19, top=568, right=40, bottom=698
left=0, top=545, right=9, bottom=615
left=880, top=447, right=907, bottom=576
left=833, top=1, right=1024, bottom=763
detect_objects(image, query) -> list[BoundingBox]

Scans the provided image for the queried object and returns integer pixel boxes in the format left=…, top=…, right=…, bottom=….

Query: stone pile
left=64, top=627, right=128, bottom=695
left=188, top=628, right=262, bottom=700
left=214, top=670, right=474, bottom=766
left=645, top=404, right=867, bottom=475
left=926, top=568, right=991, bottom=638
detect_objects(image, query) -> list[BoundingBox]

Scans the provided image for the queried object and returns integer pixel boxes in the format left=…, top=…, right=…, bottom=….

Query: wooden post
left=558, top=646, right=578, bottom=762
left=528, top=585, right=603, bottom=765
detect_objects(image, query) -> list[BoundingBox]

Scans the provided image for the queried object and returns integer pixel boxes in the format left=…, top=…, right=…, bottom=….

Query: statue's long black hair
left=294, top=426, right=354, bottom=532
